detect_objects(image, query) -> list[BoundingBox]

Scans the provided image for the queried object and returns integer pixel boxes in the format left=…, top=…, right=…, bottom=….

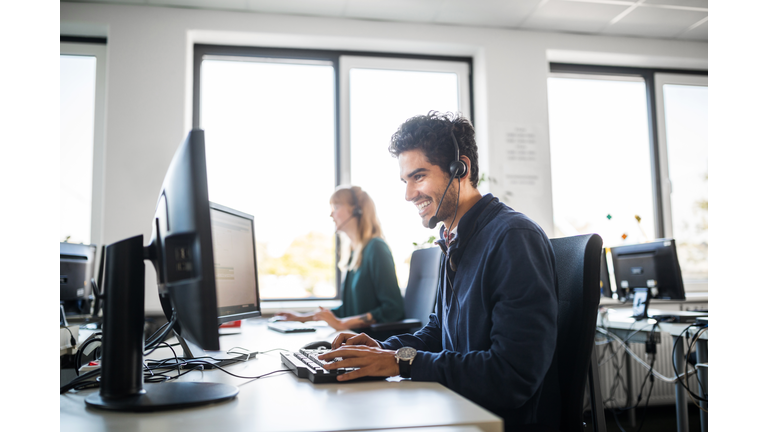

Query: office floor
left=585, top=405, right=703, bottom=432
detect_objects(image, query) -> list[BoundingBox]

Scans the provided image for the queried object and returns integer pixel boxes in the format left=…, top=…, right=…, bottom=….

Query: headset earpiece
left=350, top=188, right=363, bottom=218
left=449, top=160, right=467, bottom=179
left=449, top=130, right=468, bottom=179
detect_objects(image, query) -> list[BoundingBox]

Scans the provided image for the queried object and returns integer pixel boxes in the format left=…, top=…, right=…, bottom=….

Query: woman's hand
left=313, top=307, right=345, bottom=330
left=273, top=311, right=306, bottom=322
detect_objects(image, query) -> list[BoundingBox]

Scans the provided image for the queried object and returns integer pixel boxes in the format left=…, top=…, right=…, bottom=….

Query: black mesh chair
left=551, top=234, right=607, bottom=432
left=363, top=247, right=442, bottom=336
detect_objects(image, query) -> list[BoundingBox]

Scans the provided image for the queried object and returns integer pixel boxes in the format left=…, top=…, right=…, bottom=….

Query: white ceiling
left=63, top=0, right=708, bottom=42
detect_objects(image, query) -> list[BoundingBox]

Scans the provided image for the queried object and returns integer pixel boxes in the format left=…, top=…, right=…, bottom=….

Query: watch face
left=397, top=347, right=417, bottom=361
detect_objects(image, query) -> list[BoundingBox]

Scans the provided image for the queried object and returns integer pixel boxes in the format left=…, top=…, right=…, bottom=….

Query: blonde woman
left=275, top=186, right=404, bottom=332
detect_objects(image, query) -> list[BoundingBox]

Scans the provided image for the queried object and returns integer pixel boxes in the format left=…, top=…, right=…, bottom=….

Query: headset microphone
left=428, top=130, right=467, bottom=230
left=335, top=215, right=356, bottom=232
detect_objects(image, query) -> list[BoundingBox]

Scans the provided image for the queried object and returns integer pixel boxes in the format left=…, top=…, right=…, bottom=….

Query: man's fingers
left=331, top=332, right=357, bottom=349
left=335, top=367, right=368, bottom=382
left=318, top=346, right=375, bottom=361
left=346, top=333, right=381, bottom=348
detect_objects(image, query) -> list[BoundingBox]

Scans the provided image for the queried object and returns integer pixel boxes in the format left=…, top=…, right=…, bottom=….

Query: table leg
left=625, top=349, right=636, bottom=427
left=673, top=338, right=689, bottom=432
left=697, top=339, right=708, bottom=432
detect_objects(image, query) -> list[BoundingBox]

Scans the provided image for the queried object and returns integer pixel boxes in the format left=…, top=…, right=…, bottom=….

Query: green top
left=332, top=237, right=405, bottom=324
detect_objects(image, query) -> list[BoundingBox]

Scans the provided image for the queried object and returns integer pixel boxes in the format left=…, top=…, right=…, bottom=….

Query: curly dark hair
left=388, top=111, right=479, bottom=188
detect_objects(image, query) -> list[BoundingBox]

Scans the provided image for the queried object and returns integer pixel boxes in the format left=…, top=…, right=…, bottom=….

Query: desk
left=597, top=309, right=708, bottom=432
left=60, top=318, right=502, bottom=432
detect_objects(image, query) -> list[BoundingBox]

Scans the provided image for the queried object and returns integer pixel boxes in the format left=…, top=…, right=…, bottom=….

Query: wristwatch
left=395, top=347, right=417, bottom=378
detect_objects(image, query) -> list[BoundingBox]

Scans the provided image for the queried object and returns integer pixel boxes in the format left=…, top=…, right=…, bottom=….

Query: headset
left=350, top=187, right=363, bottom=219
left=428, top=128, right=467, bottom=229
left=336, top=187, right=363, bottom=231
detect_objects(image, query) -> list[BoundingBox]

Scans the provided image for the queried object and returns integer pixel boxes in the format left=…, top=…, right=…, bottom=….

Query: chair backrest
left=403, top=247, right=442, bottom=325
left=551, top=234, right=603, bottom=432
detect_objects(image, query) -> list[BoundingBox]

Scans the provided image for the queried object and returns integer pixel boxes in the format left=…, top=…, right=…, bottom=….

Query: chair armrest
left=367, top=319, right=422, bottom=333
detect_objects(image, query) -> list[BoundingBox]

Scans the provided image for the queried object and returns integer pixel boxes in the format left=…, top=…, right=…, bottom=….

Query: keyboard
left=280, top=348, right=386, bottom=384
left=268, top=321, right=317, bottom=333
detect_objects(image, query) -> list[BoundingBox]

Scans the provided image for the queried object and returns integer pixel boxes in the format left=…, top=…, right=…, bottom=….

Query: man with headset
left=318, top=111, right=560, bottom=432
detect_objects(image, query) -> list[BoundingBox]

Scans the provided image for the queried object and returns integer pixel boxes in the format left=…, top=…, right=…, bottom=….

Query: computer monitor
left=610, top=239, right=685, bottom=317
left=85, top=129, right=241, bottom=412
left=171, top=202, right=262, bottom=360
left=60, top=242, right=97, bottom=317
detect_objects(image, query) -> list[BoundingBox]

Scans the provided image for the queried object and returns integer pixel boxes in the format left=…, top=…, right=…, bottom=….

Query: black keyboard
left=280, top=348, right=385, bottom=384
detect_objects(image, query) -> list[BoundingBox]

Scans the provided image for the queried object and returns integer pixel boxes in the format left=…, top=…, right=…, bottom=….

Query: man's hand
left=331, top=332, right=382, bottom=349
left=316, top=345, right=399, bottom=382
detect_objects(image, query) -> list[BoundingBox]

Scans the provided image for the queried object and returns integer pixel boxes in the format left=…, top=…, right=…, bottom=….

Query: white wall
left=60, top=2, right=707, bottom=313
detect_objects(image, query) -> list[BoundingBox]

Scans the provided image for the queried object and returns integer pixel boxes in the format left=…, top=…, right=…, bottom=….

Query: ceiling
left=64, top=0, right=708, bottom=42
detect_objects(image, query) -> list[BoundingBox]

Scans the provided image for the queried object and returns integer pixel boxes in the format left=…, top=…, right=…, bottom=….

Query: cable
left=62, top=325, right=77, bottom=348
left=74, top=336, right=102, bottom=377
left=671, top=324, right=708, bottom=411
left=671, top=324, right=708, bottom=402
left=596, top=327, right=699, bottom=383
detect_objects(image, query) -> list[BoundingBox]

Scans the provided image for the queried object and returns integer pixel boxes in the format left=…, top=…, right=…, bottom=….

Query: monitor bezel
left=609, top=238, right=686, bottom=301
left=209, top=201, right=262, bottom=324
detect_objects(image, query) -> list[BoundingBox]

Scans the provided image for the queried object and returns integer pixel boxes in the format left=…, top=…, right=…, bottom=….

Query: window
left=60, top=40, right=107, bottom=246
left=198, top=54, right=337, bottom=301
left=547, top=64, right=708, bottom=289
left=343, top=56, right=471, bottom=290
left=655, top=74, right=709, bottom=286
left=547, top=75, right=656, bottom=245
left=194, top=46, right=472, bottom=301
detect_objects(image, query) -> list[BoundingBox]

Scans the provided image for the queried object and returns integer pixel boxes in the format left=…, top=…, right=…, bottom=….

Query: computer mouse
left=302, top=340, right=333, bottom=350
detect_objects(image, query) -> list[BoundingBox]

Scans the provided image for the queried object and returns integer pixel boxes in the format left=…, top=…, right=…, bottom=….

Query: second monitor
left=610, top=238, right=686, bottom=318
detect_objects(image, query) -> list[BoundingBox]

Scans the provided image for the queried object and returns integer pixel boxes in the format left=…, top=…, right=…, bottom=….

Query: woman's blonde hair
left=330, top=185, right=383, bottom=271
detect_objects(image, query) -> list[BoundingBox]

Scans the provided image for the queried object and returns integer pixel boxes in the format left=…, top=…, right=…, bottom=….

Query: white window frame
left=339, top=56, right=472, bottom=185
left=654, top=73, right=708, bottom=291
left=60, top=41, right=108, bottom=248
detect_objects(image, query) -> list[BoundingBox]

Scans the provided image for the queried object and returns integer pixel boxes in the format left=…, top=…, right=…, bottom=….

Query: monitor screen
left=210, top=202, right=261, bottom=322
left=60, top=242, right=96, bottom=316
left=610, top=239, right=685, bottom=300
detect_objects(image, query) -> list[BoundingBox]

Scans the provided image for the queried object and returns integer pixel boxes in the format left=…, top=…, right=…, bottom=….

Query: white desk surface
left=598, top=308, right=708, bottom=340
left=60, top=318, right=502, bottom=432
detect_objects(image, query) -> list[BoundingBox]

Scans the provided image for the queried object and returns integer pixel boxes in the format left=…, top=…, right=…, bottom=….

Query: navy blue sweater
left=380, top=194, right=560, bottom=430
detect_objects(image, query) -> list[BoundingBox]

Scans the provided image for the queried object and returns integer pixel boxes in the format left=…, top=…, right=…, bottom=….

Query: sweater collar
left=436, top=193, right=499, bottom=269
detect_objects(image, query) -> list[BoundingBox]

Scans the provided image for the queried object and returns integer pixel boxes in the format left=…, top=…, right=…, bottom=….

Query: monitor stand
left=84, top=235, right=238, bottom=412
left=631, top=287, right=650, bottom=319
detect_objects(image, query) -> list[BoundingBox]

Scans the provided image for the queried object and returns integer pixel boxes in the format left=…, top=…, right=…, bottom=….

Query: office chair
left=363, top=247, right=442, bottom=336
left=551, top=234, right=607, bottom=432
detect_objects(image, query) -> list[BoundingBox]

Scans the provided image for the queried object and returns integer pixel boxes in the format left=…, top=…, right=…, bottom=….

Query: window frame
left=192, top=44, right=473, bottom=303
left=549, top=63, right=707, bottom=240
left=60, top=37, right=108, bottom=248
left=548, top=63, right=708, bottom=290
left=654, top=73, right=709, bottom=240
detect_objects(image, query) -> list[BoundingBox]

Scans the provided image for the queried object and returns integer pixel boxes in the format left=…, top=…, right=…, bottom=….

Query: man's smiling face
left=398, top=149, right=456, bottom=228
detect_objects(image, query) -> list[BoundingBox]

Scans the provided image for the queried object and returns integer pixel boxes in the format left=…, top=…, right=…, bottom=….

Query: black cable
left=635, top=354, right=656, bottom=432
left=73, top=336, right=102, bottom=377
left=60, top=369, right=102, bottom=394
left=671, top=324, right=707, bottom=402
left=632, top=322, right=659, bottom=432
left=681, top=325, right=708, bottom=406
left=62, top=325, right=77, bottom=348
left=144, top=310, right=178, bottom=357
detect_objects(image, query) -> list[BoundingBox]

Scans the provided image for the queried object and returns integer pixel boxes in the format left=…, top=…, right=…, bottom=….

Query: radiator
left=593, top=331, right=686, bottom=408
